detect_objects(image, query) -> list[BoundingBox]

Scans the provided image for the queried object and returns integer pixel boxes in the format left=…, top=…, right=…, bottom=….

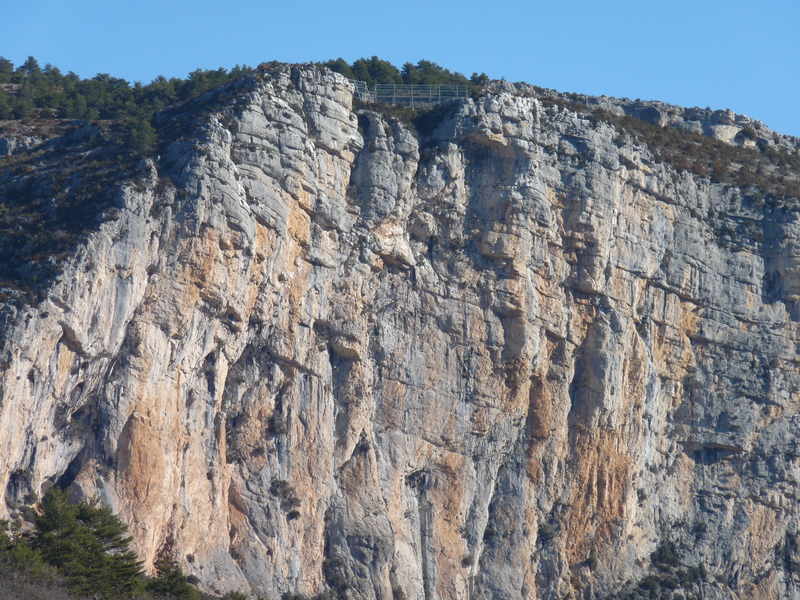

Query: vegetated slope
left=0, top=121, right=140, bottom=310
left=1, top=62, right=800, bottom=600
left=0, top=57, right=255, bottom=319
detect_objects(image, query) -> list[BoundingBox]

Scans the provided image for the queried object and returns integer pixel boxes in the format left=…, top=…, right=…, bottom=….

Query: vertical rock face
left=2, top=64, right=800, bottom=599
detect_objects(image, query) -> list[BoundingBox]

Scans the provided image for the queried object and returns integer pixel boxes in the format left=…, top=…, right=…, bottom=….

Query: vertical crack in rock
left=406, top=469, right=436, bottom=600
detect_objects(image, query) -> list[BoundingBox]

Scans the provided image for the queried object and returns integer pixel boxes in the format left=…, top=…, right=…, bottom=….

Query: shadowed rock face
left=2, top=64, right=800, bottom=599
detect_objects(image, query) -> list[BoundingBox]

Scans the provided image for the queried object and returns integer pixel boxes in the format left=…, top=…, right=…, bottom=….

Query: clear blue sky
left=2, top=0, right=799, bottom=137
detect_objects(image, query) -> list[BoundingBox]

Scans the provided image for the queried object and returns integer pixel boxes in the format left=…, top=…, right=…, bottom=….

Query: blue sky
left=2, top=0, right=799, bottom=136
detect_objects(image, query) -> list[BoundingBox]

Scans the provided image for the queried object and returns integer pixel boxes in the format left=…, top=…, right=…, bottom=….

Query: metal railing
left=348, top=79, right=374, bottom=102
left=374, top=84, right=468, bottom=107
left=347, top=80, right=468, bottom=107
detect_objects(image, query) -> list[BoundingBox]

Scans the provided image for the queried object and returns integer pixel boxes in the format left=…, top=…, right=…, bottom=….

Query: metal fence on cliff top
left=347, top=80, right=468, bottom=107
left=348, top=80, right=373, bottom=102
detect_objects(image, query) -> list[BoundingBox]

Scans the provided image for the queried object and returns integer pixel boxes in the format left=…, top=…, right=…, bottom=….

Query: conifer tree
left=0, top=57, right=13, bottom=83
left=33, top=488, right=145, bottom=598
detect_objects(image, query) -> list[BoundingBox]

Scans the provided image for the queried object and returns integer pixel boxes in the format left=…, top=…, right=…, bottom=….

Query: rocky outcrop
left=500, top=79, right=800, bottom=153
left=2, top=64, right=800, bottom=599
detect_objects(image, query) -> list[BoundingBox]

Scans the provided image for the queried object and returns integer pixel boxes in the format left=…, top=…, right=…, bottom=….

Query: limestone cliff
left=2, top=64, right=800, bottom=599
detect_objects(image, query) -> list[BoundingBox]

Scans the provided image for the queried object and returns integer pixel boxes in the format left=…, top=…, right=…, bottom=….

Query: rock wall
left=2, top=65, right=800, bottom=599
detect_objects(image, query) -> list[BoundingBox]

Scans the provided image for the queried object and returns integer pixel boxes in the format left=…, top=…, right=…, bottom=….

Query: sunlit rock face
left=2, top=64, right=800, bottom=600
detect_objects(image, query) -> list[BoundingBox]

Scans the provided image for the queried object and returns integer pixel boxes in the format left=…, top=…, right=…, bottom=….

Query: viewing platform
left=348, top=79, right=469, bottom=107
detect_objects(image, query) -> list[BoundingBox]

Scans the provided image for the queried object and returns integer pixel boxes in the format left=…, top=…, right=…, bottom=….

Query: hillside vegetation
left=0, top=57, right=251, bottom=153
left=320, top=56, right=487, bottom=87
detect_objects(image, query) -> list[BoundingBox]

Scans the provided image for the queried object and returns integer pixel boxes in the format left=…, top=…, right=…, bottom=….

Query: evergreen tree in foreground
left=33, top=488, right=145, bottom=598
left=0, top=490, right=259, bottom=597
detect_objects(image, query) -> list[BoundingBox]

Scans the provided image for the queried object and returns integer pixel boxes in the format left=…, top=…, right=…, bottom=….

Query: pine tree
left=125, top=114, right=158, bottom=154
left=18, top=56, right=42, bottom=78
left=0, top=57, right=13, bottom=83
left=0, top=89, right=11, bottom=119
left=33, top=488, right=145, bottom=598
left=351, top=56, right=403, bottom=86
left=321, top=58, right=355, bottom=80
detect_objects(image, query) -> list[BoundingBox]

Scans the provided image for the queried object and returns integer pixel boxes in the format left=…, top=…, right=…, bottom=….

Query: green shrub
left=0, top=520, right=62, bottom=587
left=146, top=558, right=200, bottom=600
left=270, top=478, right=301, bottom=513
left=650, top=541, right=680, bottom=569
